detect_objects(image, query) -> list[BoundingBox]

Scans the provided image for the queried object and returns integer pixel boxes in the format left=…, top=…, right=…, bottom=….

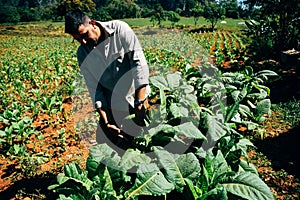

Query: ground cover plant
left=0, top=21, right=299, bottom=199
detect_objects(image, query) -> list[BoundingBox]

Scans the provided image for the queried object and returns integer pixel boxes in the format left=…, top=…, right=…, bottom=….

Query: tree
left=244, top=0, right=300, bottom=57
left=150, top=4, right=166, bottom=26
left=190, top=3, right=203, bottom=25
left=0, top=6, right=20, bottom=23
left=106, top=0, right=140, bottom=19
left=179, top=0, right=197, bottom=16
left=166, top=11, right=180, bottom=27
left=203, top=1, right=225, bottom=31
left=92, top=8, right=111, bottom=21
left=93, top=0, right=110, bottom=9
left=18, top=7, right=41, bottom=21
left=56, top=0, right=96, bottom=17
left=219, top=0, right=239, bottom=19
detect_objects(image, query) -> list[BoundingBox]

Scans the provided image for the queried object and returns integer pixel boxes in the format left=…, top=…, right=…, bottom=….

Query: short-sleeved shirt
left=77, top=20, right=150, bottom=111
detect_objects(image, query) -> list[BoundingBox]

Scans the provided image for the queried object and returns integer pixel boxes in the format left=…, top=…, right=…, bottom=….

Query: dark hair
left=65, top=10, right=90, bottom=34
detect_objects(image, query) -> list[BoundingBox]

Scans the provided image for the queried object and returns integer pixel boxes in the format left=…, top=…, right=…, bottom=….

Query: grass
left=122, top=17, right=247, bottom=31
left=1, top=17, right=247, bottom=32
left=273, top=98, right=300, bottom=128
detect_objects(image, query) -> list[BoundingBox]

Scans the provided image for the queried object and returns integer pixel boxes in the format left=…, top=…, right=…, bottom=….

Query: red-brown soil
left=0, top=63, right=299, bottom=200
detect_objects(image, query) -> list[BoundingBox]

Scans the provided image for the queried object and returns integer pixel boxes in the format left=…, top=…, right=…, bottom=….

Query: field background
left=0, top=17, right=299, bottom=199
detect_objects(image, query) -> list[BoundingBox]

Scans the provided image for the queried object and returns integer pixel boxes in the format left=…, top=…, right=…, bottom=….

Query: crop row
left=0, top=35, right=80, bottom=166
left=188, top=30, right=248, bottom=68
left=49, top=29, right=277, bottom=199
left=0, top=28, right=277, bottom=199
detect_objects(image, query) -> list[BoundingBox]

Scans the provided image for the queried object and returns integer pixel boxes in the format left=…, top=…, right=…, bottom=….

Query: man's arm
left=96, top=106, right=121, bottom=134
left=135, top=85, right=147, bottom=109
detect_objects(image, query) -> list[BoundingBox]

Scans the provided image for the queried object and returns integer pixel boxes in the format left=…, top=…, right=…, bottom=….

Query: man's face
left=72, top=23, right=100, bottom=46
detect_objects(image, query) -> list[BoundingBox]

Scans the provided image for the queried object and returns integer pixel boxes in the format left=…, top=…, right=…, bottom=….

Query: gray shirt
left=77, top=20, right=150, bottom=111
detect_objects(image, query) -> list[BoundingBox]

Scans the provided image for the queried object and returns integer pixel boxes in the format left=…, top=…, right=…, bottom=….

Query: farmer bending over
left=65, top=10, right=150, bottom=148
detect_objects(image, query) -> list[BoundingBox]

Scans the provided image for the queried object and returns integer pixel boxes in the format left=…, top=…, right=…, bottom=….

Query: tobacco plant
left=49, top=72, right=275, bottom=200
left=184, top=63, right=277, bottom=131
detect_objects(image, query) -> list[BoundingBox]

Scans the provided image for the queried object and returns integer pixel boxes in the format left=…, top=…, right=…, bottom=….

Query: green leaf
left=120, top=149, right=152, bottom=171
left=239, top=104, right=252, bottom=117
left=59, top=194, right=80, bottom=200
left=64, top=163, right=93, bottom=189
left=225, top=103, right=239, bottom=123
left=235, top=139, right=255, bottom=158
left=175, top=153, right=201, bottom=180
left=150, top=76, right=169, bottom=90
left=202, top=115, right=227, bottom=151
left=48, top=174, right=68, bottom=190
left=0, top=130, right=6, bottom=137
left=154, top=148, right=201, bottom=192
left=181, top=93, right=198, bottom=105
left=125, top=163, right=174, bottom=199
left=102, top=167, right=119, bottom=200
left=245, top=66, right=254, bottom=76
left=220, top=171, right=275, bottom=200
left=154, top=148, right=186, bottom=191
left=231, top=87, right=247, bottom=103
left=173, top=122, right=206, bottom=140
left=256, top=70, right=278, bottom=77
left=243, top=121, right=260, bottom=130
left=148, top=124, right=174, bottom=138
left=239, top=159, right=258, bottom=175
left=169, top=103, right=189, bottom=119
left=166, top=73, right=181, bottom=89
left=211, top=150, right=230, bottom=184
left=255, top=99, right=271, bottom=116
left=86, top=144, right=121, bottom=178
left=199, top=164, right=210, bottom=193
left=179, top=84, right=194, bottom=94
left=48, top=164, right=94, bottom=198
left=184, top=178, right=202, bottom=199
left=247, top=88, right=268, bottom=99
left=159, top=88, right=167, bottom=115
left=200, top=187, right=228, bottom=200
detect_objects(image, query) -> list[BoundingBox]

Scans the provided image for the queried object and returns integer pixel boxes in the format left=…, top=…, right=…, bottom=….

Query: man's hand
left=134, top=85, right=149, bottom=126
left=106, top=123, right=124, bottom=138
left=134, top=103, right=146, bottom=126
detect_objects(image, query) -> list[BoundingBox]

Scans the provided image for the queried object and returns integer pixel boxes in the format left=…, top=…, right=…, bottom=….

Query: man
left=65, top=10, right=150, bottom=148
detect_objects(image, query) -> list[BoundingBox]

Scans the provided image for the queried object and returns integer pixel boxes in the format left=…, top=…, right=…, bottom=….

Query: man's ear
left=89, top=20, right=96, bottom=27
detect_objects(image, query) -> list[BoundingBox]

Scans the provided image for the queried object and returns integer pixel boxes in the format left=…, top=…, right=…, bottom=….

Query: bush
left=92, top=8, right=112, bottom=21
left=0, top=6, right=20, bottom=23
left=18, top=7, right=41, bottom=22
left=166, top=11, right=180, bottom=27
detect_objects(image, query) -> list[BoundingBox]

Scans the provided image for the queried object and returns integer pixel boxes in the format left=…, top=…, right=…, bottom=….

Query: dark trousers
left=96, top=104, right=147, bottom=150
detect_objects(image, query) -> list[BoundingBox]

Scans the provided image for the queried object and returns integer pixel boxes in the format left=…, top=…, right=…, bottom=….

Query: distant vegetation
left=0, top=0, right=299, bottom=60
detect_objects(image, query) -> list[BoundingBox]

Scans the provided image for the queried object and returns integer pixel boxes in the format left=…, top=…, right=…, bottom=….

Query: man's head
left=65, top=10, right=101, bottom=46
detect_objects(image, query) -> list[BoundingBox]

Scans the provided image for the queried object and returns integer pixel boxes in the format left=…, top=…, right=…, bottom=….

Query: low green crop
left=49, top=71, right=275, bottom=199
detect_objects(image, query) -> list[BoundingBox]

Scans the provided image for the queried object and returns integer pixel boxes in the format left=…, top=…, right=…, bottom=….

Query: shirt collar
left=96, top=21, right=114, bottom=37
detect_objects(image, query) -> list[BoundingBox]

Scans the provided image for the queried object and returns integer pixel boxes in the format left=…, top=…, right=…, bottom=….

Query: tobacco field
left=0, top=23, right=299, bottom=199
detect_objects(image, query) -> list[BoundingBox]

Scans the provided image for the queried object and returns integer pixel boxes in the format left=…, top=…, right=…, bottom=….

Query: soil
left=0, top=63, right=299, bottom=200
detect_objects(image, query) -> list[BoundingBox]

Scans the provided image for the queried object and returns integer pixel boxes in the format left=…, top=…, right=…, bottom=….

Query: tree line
left=0, top=0, right=256, bottom=23
left=0, top=0, right=299, bottom=56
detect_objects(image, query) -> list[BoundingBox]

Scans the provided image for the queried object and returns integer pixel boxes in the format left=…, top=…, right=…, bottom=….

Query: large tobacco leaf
left=125, top=163, right=174, bottom=199
left=101, top=166, right=121, bottom=200
left=255, top=99, right=271, bottom=116
left=48, top=163, right=100, bottom=200
left=119, top=149, right=152, bottom=171
left=86, top=143, right=121, bottom=178
left=154, top=147, right=201, bottom=192
left=148, top=122, right=205, bottom=140
left=198, top=115, right=227, bottom=157
left=200, top=150, right=274, bottom=200
left=219, top=171, right=275, bottom=200
left=173, top=122, right=206, bottom=140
